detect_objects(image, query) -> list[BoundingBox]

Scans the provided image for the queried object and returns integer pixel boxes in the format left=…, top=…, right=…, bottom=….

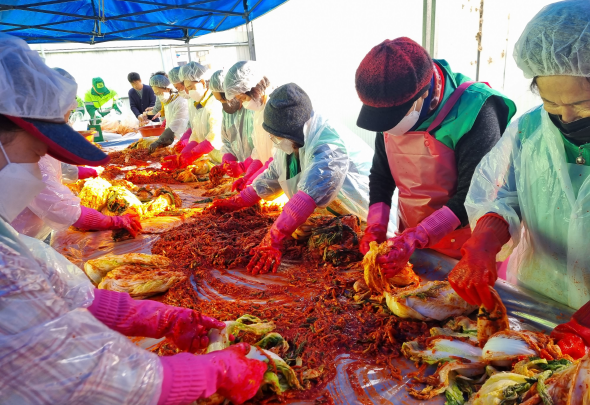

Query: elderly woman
left=148, top=74, right=189, bottom=152
left=212, top=83, right=373, bottom=275
left=446, top=0, right=590, bottom=358
left=208, top=69, right=256, bottom=184
left=0, top=33, right=266, bottom=405
left=223, top=61, right=276, bottom=190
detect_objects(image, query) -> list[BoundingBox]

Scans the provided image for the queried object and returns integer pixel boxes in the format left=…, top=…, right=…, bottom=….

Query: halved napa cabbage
left=84, top=253, right=171, bottom=284
left=402, top=338, right=483, bottom=365
left=97, top=265, right=185, bottom=299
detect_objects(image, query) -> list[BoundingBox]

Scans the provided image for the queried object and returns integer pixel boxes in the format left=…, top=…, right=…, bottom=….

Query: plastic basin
left=77, top=130, right=97, bottom=142
left=139, top=125, right=165, bottom=138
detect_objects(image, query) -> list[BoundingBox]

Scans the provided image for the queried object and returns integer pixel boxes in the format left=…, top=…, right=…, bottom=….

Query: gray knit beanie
left=263, top=83, right=312, bottom=145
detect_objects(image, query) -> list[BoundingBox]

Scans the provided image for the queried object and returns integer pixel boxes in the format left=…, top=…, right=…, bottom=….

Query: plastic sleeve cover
left=204, top=99, right=224, bottom=150
left=0, top=223, right=163, bottom=405
left=252, top=156, right=284, bottom=201
left=464, top=117, right=523, bottom=261
left=60, top=163, right=79, bottom=184
left=165, top=96, right=189, bottom=138
left=22, top=156, right=82, bottom=233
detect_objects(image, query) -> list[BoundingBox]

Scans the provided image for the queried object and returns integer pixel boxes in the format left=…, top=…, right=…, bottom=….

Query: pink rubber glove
left=224, top=157, right=253, bottom=178
left=78, top=166, right=98, bottom=180
left=73, top=206, right=142, bottom=237
left=221, top=153, right=238, bottom=164
left=360, top=203, right=390, bottom=255
left=245, top=158, right=272, bottom=187
left=377, top=206, right=460, bottom=277
left=158, top=343, right=267, bottom=405
left=247, top=191, right=316, bottom=275
left=88, top=289, right=225, bottom=353
left=180, top=140, right=214, bottom=168
left=209, top=186, right=261, bottom=213
left=180, top=141, right=198, bottom=155
left=174, top=129, right=193, bottom=153
left=232, top=158, right=263, bottom=192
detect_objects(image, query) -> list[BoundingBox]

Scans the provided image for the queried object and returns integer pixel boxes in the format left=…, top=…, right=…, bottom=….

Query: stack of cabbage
left=76, top=178, right=182, bottom=219
left=84, top=253, right=185, bottom=298
left=202, top=315, right=323, bottom=404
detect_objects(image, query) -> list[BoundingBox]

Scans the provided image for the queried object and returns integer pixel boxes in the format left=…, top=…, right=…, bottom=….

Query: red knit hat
left=355, top=37, right=434, bottom=132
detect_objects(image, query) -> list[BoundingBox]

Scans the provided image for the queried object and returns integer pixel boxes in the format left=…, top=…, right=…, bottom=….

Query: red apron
left=384, top=81, right=486, bottom=259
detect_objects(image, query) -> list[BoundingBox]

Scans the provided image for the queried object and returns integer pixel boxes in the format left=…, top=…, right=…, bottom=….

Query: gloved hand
left=174, top=128, right=192, bottom=153
left=551, top=300, right=590, bottom=359
left=209, top=186, right=261, bottom=213
left=149, top=127, right=175, bottom=152
left=377, top=206, right=461, bottom=277
left=360, top=203, right=390, bottom=255
left=77, top=166, right=98, bottom=180
left=224, top=157, right=254, bottom=178
left=158, top=343, right=267, bottom=405
left=232, top=158, right=263, bottom=192
left=88, top=289, right=225, bottom=352
left=247, top=191, right=316, bottom=275
left=221, top=153, right=238, bottom=165
left=245, top=158, right=271, bottom=187
left=179, top=140, right=214, bottom=168
left=448, top=213, right=510, bottom=310
left=73, top=206, right=143, bottom=237
left=162, top=155, right=180, bottom=172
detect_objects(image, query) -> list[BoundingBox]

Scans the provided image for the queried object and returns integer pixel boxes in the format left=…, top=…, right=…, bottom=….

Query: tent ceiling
left=0, top=0, right=288, bottom=44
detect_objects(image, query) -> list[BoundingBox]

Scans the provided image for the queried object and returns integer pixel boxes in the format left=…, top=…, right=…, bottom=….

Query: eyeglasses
left=268, top=134, right=282, bottom=145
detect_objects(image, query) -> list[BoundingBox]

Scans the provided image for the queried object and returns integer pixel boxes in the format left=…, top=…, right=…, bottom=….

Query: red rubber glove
left=360, top=203, right=390, bottom=255
left=247, top=191, right=316, bottom=275
left=221, top=153, right=238, bottom=164
left=180, top=140, right=214, bottom=168
left=162, top=155, right=180, bottom=172
left=77, top=166, right=98, bottom=180
left=158, top=343, right=267, bottom=405
left=73, top=206, right=143, bottom=237
left=209, top=186, right=261, bottom=213
left=174, top=128, right=192, bottom=153
left=551, top=300, right=590, bottom=359
left=232, top=158, right=263, bottom=192
left=554, top=333, right=586, bottom=359
left=88, top=289, right=225, bottom=352
left=377, top=206, right=461, bottom=277
left=448, top=213, right=510, bottom=310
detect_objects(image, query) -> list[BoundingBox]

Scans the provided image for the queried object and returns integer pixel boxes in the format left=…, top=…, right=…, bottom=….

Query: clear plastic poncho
left=0, top=218, right=163, bottom=405
left=188, top=89, right=223, bottom=161
left=514, top=0, right=590, bottom=78
left=60, top=163, right=79, bottom=184
left=164, top=95, right=189, bottom=138
left=11, top=156, right=82, bottom=240
left=220, top=107, right=255, bottom=162
left=253, top=112, right=373, bottom=220
left=251, top=101, right=276, bottom=163
left=465, top=105, right=590, bottom=310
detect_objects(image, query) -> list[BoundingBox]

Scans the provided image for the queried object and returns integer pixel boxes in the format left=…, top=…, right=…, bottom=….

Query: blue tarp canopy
left=0, top=0, right=288, bottom=44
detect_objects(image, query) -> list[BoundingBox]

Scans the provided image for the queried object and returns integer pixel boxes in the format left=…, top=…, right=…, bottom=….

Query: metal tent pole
left=422, top=0, right=436, bottom=57
left=243, top=0, right=256, bottom=61
left=159, top=39, right=165, bottom=70
left=476, top=0, right=484, bottom=81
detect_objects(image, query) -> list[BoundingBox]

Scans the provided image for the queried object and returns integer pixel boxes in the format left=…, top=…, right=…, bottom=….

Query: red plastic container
left=139, top=125, right=165, bottom=138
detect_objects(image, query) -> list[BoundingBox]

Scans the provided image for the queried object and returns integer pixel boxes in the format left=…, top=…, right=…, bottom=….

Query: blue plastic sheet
left=0, top=0, right=288, bottom=44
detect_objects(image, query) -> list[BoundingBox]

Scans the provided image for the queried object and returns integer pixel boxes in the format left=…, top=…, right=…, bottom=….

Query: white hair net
left=514, top=0, right=590, bottom=78
left=0, top=33, right=77, bottom=121
left=149, top=74, right=170, bottom=88
left=179, top=61, right=210, bottom=82
left=209, top=69, right=226, bottom=93
left=224, top=61, right=264, bottom=100
left=53, top=68, right=79, bottom=111
left=168, top=67, right=182, bottom=84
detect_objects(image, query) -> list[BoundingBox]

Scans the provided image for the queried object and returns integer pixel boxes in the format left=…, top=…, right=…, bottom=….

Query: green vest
left=415, top=59, right=517, bottom=149
left=84, top=89, right=118, bottom=108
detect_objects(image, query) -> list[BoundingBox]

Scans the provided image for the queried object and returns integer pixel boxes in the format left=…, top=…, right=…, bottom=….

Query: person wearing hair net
left=162, top=62, right=223, bottom=169
left=444, top=0, right=590, bottom=359
left=211, top=83, right=373, bottom=275
left=223, top=61, right=276, bottom=191
left=207, top=69, right=256, bottom=182
left=169, top=66, right=196, bottom=153
left=148, top=74, right=189, bottom=152
left=83, top=77, right=121, bottom=119
left=0, top=33, right=267, bottom=405
left=354, top=37, right=516, bottom=278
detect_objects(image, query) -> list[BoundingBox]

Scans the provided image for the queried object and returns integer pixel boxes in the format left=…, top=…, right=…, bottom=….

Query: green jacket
left=84, top=89, right=120, bottom=118
left=415, top=59, right=517, bottom=149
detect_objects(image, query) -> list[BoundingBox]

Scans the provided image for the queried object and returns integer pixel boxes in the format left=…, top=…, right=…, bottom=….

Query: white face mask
left=277, top=139, right=295, bottom=155
left=189, top=83, right=206, bottom=102
left=158, top=92, right=171, bottom=102
left=0, top=143, right=46, bottom=223
left=243, top=97, right=264, bottom=111
left=385, top=100, right=423, bottom=136
left=180, top=90, right=191, bottom=100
